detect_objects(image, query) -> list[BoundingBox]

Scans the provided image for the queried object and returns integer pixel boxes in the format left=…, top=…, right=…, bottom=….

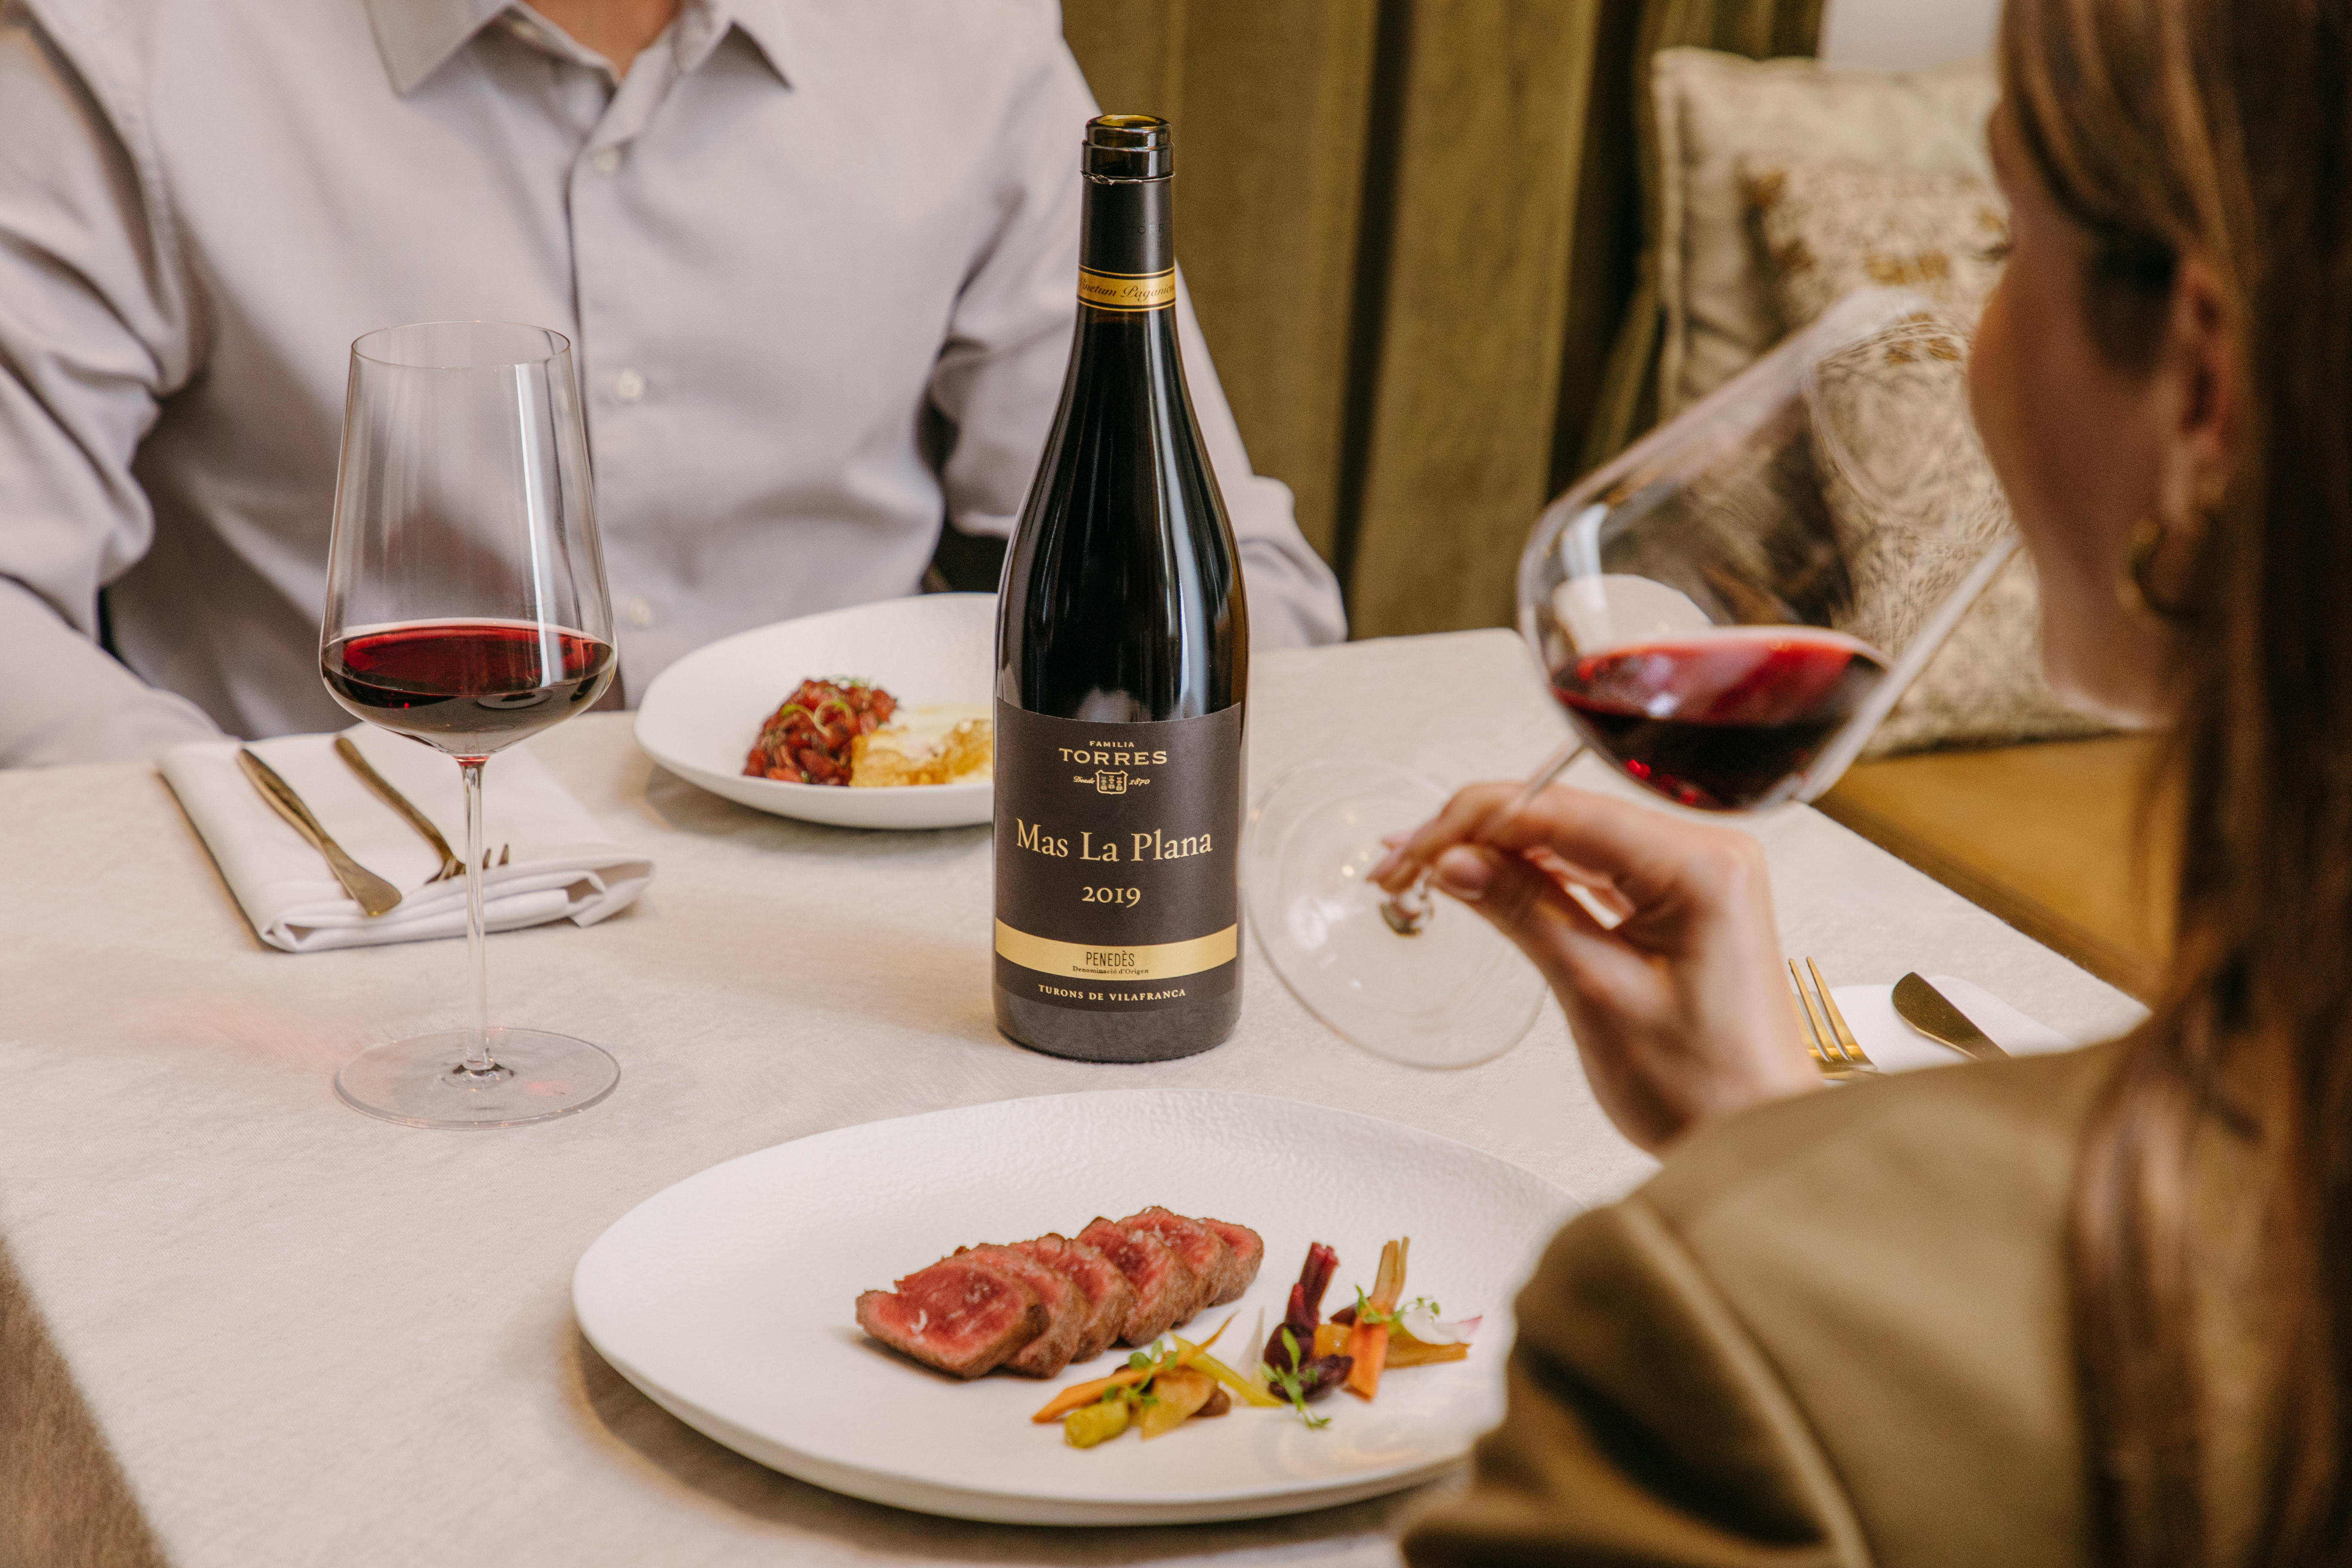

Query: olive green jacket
left=1402, top=1043, right=2262, bottom=1566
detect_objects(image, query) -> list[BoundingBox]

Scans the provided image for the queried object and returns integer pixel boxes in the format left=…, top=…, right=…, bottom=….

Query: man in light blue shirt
left=0, top=0, right=1346, bottom=763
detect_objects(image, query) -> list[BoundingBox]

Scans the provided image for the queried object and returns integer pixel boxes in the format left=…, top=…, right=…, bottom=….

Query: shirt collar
left=364, top=0, right=510, bottom=96
left=364, top=0, right=794, bottom=97
left=717, top=0, right=794, bottom=86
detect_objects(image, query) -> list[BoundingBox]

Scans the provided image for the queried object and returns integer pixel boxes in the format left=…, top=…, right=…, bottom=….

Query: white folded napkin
left=1829, top=975, right=2103, bottom=1073
left=161, top=726, right=652, bottom=953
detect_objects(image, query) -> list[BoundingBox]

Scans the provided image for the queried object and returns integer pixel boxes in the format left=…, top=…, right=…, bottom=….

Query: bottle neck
left=1078, top=175, right=1174, bottom=315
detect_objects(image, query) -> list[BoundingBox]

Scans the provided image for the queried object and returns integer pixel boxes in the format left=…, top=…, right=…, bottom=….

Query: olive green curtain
left=1060, top=0, right=1378, bottom=568
left=1059, top=0, right=1822, bottom=639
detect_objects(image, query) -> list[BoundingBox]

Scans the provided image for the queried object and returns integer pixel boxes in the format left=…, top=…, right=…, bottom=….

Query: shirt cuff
left=0, top=577, right=224, bottom=766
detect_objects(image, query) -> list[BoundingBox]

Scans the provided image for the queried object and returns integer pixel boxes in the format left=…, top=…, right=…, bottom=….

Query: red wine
left=993, top=116, right=1247, bottom=1064
left=323, top=620, right=615, bottom=756
left=1551, top=629, right=1886, bottom=811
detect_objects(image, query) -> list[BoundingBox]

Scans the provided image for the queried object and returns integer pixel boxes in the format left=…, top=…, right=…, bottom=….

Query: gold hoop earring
left=2119, top=515, right=2196, bottom=625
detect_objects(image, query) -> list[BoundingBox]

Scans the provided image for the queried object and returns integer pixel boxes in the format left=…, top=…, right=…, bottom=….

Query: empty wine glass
left=1247, top=291, right=2016, bottom=1069
left=321, top=321, right=619, bottom=1128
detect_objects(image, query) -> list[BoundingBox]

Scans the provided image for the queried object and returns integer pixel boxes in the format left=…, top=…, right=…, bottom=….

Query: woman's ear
left=2156, top=255, right=2238, bottom=525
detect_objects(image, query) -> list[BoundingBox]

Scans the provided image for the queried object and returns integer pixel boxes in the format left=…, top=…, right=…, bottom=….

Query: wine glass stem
left=460, top=758, right=493, bottom=1075
left=1387, top=737, right=1588, bottom=931
left=1505, top=735, right=1589, bottom=817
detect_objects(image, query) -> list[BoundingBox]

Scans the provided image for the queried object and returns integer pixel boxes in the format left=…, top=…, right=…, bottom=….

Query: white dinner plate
left=632, top=593, right=995, bottom=830
left=572, top=1090, right=1580, bottom=1525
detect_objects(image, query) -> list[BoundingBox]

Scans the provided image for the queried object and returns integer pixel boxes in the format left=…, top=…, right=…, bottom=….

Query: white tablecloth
left=0, top=630, right=2145, bottom=1567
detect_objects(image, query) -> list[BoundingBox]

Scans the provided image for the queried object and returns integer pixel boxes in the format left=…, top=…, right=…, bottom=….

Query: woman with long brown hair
left=1383, top=0, right=2345, bottom=1561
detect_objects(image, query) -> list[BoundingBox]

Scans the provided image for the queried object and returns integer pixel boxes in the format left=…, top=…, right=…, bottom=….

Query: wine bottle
left=992, top=114, right=1249, bottom=1063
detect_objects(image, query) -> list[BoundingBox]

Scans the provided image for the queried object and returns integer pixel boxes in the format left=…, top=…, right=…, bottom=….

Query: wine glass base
left=1246, top=759, right=1548, bottom=1070
left=334, top=1028, right=620, bottom=1129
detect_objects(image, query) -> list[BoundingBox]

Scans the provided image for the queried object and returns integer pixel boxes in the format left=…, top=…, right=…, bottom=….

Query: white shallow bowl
left=633, top=593, right=995, bottom=830
left=572, top=1090, right=1579, bottom=1525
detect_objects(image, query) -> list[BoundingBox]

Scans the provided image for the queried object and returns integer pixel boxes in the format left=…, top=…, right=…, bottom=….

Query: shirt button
left=626, top=596, right=657, bottom=628
left=507, top=17, right=543, bottom=45
left=614, top=369, right=646, bottom=402
left=591, top=146, right=623, bottom=176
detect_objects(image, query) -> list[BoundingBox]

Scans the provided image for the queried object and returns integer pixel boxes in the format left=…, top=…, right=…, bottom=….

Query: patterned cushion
left=1648, top=48, right=1996, bottom=418
left=1748, top=162, right=2009, bottom=336
left=1643, top=48, right=2101, bottom=758
left=1805, top=319, right=2110, bottom=758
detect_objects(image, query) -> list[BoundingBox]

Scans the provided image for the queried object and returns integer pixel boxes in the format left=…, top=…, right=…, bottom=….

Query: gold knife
left=1892, top=973, right=2009, bottom=1060
left=334, top=735, right=466, bottom=882
left=237, top=748, right=403, bottom=917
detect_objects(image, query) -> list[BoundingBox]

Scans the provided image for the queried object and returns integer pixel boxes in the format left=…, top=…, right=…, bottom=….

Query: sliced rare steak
left=1078, top=1216, right=1203, bottom=1345
left=954, top=1244, right=1086, bottom=1378
left=854, top=1256, right=1046, bottom=1379
left=1197, top=1217, right=1266, bottom=1299
left=1119, top=1207, right=1243, bottom=1308
left=1009, top=1233, right=1135, bottom=1364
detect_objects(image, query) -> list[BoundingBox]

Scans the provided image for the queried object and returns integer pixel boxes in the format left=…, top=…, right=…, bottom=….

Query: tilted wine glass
left=1246, top=291, right=2018, bottom=1070
left=320, top=321, right=620, bottom=1128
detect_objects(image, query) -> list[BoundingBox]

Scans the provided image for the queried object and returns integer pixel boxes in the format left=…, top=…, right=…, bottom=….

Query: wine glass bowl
left=320, top=321, right=621, bottom=1129
left=1244, top=760, right=1548, bottom=1070
left=1251, top=290, right=2018, bottom=1067
left=1522, top=302, right=2006, bottom=815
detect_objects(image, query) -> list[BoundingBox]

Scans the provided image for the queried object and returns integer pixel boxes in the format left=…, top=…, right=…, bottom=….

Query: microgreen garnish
left=1104, top=1341, right=1176, bottom=1411
left=1257, top=1328, right=1330, bottom=1430
left=1351, top=1289, right=1441, bottom=1332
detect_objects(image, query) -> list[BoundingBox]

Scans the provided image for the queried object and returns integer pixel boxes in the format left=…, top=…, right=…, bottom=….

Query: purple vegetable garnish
left=1297, top=1355, right=1354, bottom=1402
left=1265, top=1241, right=1341, bottom=1371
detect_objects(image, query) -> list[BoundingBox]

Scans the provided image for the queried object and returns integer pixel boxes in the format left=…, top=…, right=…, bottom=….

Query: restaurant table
left=0, top=628, right=2147, bottom=1568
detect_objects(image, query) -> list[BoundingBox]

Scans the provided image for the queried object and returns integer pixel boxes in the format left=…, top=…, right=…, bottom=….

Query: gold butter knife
left=334, top=735, right=466, bottom=882
left=237, top=748, right=402, bottom=917
left=1892, top=973, right=2009, bottom=1060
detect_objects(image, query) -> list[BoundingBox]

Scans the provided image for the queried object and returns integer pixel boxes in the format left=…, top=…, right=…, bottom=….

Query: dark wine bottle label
left=992, top=701, right=1242, bottom=1014
left=1077, top=266, right=1176, bottom=312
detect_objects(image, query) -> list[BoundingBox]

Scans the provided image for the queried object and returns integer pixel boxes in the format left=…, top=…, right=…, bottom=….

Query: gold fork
left=1789, top=957, right=1882, bottom=1081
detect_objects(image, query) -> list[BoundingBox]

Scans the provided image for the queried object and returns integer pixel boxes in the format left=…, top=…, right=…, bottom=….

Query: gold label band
left=1078, top=267, right=1176, bottom=311
left=995, top=920, right=1236, bottom=981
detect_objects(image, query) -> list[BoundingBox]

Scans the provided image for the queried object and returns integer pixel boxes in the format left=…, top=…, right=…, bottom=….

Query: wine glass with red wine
left=1247, top=293, right=2016, bottom=1069
left=320, top=321, right=619, bottom=1128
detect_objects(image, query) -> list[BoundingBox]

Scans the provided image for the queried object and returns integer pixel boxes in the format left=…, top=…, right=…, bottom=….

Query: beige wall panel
left=1347, top=2, right=1599, bottom=637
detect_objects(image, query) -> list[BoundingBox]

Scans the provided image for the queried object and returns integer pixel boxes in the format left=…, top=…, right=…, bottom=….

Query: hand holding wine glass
left=1369, top=781, right=1817, bottom=1151
left=321, top=320, right=619, bottom=1128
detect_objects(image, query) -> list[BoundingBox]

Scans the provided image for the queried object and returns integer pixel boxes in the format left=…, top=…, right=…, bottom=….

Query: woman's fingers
left=1521, top=847, right=1638, bottom=922
left=1369, top=785, right=1516, bottom=886
left=1393, top=782, right=1816, bottom=1152
left=1428, top=844, right=1662, bottom=1003
left=1374, top=781, right=1758, bottom=927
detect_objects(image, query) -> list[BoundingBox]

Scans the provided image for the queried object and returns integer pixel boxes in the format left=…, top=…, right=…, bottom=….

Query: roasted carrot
left=1191, top=1313, right=1234, bottom=1356
left=1031, top=1358, right=1165, bottom=1424
left=1175, top=1338, right=1285, bottom=1408
left=1033, top=1314, right=1236, bottom=1424
left=1381, top=1339, right=1470, bottom=1368
left=1375, top=1239, right=1408, bottom=1308
left=1345, top=1238, right=1409, bottom=1401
